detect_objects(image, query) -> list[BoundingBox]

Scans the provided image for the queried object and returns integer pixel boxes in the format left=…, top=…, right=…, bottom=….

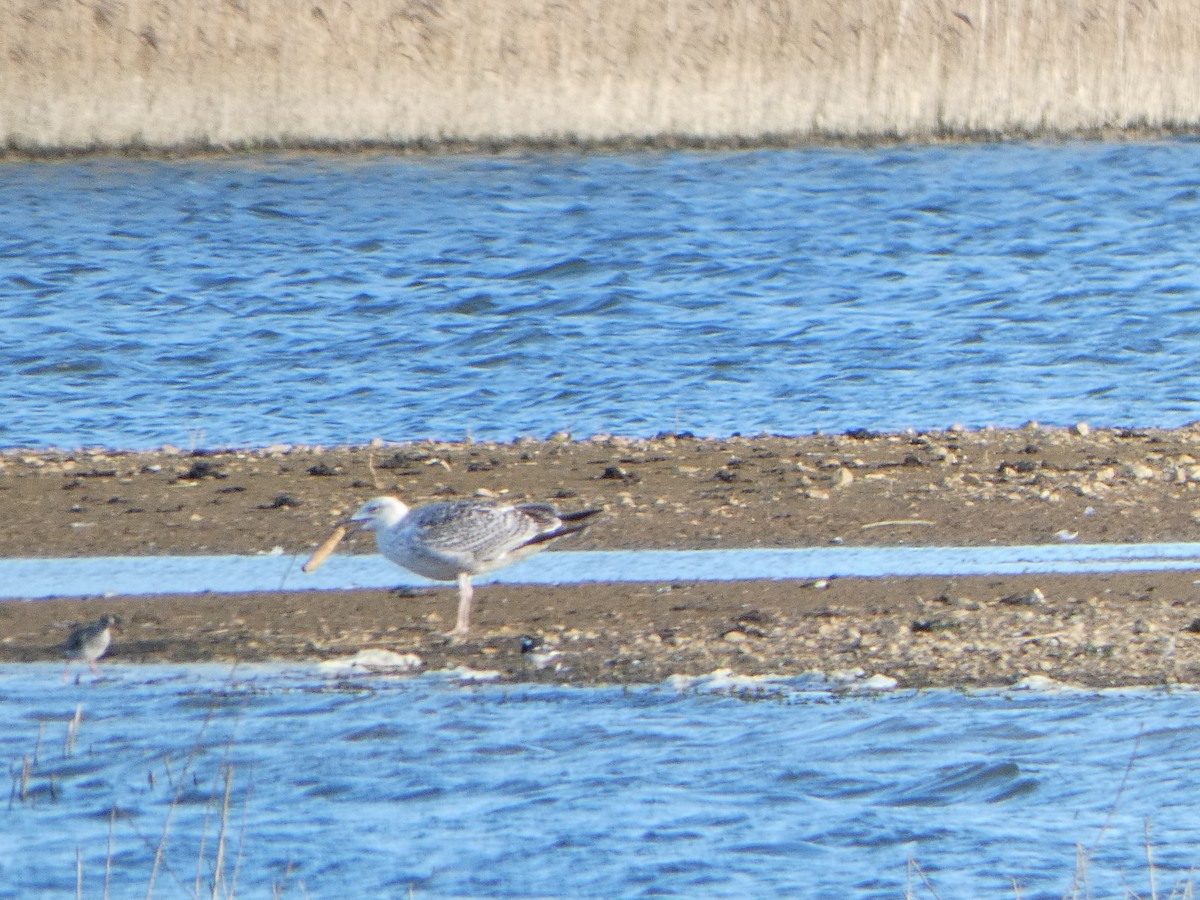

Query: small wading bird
left=61, top=614, right=121, bottom=681
left=344, top=496, right=600, bottom=636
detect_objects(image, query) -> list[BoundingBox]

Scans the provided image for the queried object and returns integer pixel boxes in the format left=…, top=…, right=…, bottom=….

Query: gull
left=61, top=614, right=121, bottom=681
left=346, top=496, right=600, bottom=636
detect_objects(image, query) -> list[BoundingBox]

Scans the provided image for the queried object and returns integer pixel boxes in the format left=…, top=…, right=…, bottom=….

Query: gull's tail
left=522, top=506, right=602, bottom=547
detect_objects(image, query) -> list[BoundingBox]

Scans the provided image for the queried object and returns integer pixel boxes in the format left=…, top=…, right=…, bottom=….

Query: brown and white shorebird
left=344, top=496, right=600, bottom=636
left=61, top=614, right=121, bottom=681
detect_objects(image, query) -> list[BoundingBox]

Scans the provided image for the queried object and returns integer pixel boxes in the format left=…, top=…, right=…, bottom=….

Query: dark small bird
left=61, top=614, right=121, bottom=681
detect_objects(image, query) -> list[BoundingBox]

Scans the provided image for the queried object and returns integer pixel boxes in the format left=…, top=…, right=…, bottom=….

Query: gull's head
left=345, top=496, right=409, bottom=531
left=99, top=614, right=123, bottom=634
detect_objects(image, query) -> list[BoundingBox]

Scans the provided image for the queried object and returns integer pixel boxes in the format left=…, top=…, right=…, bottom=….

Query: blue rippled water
left=2, top=667, right=1197, bottom=899
left=6, top=543, right=1200, bottom=599
left=4, top=142, right=1200, bottom=449
left=6, top=145, right=1200, bottom=898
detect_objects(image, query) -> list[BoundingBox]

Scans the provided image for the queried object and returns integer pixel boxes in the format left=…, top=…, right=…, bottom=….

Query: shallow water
left=3, top=542, right=1200, bottom=599
left=5, top=143, right=1200, bottom=449
left=7, top=143, right=1200, bottom=897
left=1, top=665, right=1197, bottom=899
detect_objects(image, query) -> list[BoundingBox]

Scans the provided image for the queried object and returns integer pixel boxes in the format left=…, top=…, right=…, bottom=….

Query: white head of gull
left=346, top=496, right=599, bottom=637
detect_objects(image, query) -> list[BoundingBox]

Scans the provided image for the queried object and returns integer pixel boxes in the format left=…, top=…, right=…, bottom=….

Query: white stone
left=317, top=649, right=424, bottom=675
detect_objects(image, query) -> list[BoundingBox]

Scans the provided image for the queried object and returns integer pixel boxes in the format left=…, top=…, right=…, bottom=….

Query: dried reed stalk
left=3, top=1, right=1200, bottom=151
left=302, top=526, right=346, bottom=573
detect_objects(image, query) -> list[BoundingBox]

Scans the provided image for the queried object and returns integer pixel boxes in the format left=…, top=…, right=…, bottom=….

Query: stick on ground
left=302, top=525, right=346, bottom=573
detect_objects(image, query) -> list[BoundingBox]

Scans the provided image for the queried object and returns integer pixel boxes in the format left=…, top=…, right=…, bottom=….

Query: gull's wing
left=404, top=500, right=552, bottom=562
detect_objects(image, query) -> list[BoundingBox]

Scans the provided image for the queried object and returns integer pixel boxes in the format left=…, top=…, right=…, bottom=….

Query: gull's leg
left=449, top=572, right=473, bottom=636
left=61, top=662, right=71, bottom=683
left=88, top=659, right=100, bottom=675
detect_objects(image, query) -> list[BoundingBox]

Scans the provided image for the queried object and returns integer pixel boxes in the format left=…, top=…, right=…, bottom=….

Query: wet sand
left=5, top=425, right=1200, bottom=687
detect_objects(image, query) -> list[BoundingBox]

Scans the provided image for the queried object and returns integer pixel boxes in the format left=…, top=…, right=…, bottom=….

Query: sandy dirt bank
left=5, top=426, right=1200, bottom=687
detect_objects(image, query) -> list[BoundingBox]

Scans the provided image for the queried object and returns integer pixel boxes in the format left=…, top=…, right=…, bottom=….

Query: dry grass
left=7, top=684, right=257, bottom=898
left=3, top=0, right=1200, bottom=152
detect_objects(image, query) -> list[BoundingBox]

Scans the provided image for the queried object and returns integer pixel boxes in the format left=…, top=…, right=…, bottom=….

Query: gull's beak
left=339, top=512, right=368, bottom=530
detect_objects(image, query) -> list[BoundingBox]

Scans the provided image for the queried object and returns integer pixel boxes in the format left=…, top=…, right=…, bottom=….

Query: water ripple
left=6, top=670, right=1197, bottom=896
left=3, top=144, right=1200, bottom=447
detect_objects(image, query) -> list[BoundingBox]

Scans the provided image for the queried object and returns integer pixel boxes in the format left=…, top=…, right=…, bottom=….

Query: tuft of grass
left=5, top=668, right=266, bottom=898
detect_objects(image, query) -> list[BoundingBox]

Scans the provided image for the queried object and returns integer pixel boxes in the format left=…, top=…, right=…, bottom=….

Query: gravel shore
left=5, top=425, right=1200, bottom=687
